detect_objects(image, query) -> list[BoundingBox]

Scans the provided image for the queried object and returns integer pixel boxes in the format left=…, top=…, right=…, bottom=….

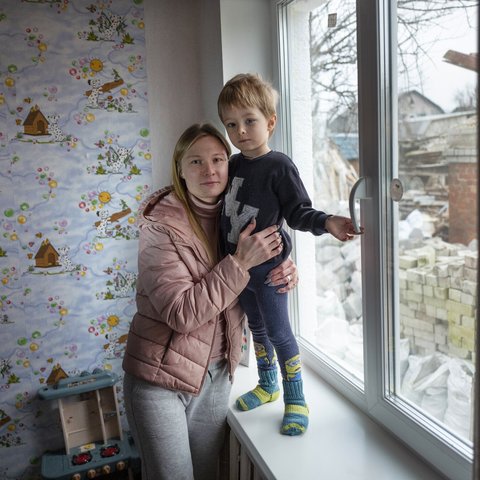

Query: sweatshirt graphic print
left=220, top=151, right=330, bottom=263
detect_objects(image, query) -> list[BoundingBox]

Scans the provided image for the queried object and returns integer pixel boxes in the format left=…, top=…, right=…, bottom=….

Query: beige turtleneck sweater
left=188, top=193, right=227, bottom=362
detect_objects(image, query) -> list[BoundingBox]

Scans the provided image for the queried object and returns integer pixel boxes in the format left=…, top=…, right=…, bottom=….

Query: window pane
left=393, top=0, right=478, bottom=444
left=285, top=0, right=364, bottom=383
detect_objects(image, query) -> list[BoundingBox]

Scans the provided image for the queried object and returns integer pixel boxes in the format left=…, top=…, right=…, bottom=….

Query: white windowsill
left=227, top=362, right=445, bottom=480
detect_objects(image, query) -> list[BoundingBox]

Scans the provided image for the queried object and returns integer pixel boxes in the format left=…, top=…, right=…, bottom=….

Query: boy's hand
left=325, top=215, right=364, bottom=241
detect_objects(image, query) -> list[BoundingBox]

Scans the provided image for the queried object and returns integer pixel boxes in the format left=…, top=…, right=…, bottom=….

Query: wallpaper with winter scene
left=0, top=1, right=151, bottom=478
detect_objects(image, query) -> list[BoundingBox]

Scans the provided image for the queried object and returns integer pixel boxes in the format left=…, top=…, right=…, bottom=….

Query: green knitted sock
left=236, top=368, right=280, bottom=411
left=281, top=379, right=309, bottom=436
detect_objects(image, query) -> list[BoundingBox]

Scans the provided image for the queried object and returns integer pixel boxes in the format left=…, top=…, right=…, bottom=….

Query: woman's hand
left=233, top=219, right=283, bottom=270
left=265, top=257, right=299, bottom=293
left=325, top=215, right=364, bottom=241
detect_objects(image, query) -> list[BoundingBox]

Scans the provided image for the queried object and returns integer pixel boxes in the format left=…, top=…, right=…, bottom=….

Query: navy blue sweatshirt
left=220, top=150, right=331, bottom=263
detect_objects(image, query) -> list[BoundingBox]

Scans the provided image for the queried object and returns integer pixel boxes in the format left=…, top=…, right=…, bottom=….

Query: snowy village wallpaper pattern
left=0, top=1, right=151, bottom=478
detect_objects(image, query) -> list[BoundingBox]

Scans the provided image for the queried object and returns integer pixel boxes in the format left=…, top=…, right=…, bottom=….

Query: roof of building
left=329, top=133, right=359, bottom=161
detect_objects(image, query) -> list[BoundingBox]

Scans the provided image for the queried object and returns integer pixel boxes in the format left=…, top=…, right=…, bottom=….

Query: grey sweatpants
left=123, top=360, right=232, bottom=480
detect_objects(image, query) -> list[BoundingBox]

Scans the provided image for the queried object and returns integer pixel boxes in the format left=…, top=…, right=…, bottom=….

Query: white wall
left=219, top=0, right=278, bottom=151
left=144, top=0, right=213, bottom=188
left=199, top=0, right=225, bottom=131
left=144, top=0, right=275, bottom=187
left=219, top=0, right=273, bottom=81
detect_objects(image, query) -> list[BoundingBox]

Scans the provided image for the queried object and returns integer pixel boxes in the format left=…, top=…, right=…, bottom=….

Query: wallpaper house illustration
left=0, top=2, right=151, bottom=478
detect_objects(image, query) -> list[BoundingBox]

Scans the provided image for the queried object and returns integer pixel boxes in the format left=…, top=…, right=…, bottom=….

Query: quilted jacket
left=122, top=187, right=249, bottom=395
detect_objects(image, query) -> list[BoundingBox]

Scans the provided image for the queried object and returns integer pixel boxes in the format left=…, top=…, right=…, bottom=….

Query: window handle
left=349, top=176, right=370, bottom=234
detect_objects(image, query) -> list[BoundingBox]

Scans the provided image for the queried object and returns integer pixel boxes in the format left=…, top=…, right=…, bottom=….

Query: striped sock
left=281, top=379, right=309, bottom=436
left=236, top=368, right=280, bottom=411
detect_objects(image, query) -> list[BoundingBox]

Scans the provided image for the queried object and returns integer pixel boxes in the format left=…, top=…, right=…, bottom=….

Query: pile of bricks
left=399, top=238, right=477, bottom=364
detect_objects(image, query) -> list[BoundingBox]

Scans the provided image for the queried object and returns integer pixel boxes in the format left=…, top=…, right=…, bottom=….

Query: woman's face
left=180, top=135, right=229, bottom=204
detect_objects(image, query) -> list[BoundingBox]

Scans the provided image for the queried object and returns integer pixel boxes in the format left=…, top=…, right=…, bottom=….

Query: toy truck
left=38, top=369, right=140, bottom=480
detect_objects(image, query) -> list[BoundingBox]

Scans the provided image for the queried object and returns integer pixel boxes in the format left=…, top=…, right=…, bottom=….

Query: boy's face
left=221, top=105, right=276, bottom=159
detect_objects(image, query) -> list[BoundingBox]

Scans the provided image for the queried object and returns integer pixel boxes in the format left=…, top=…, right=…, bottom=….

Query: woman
left=122, top=123, right=298, bottom=480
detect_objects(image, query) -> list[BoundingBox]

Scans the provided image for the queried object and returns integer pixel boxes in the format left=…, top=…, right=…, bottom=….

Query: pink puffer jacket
left=122, top=187, right=249, bottom=395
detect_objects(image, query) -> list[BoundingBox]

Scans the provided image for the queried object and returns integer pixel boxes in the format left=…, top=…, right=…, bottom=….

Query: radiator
left=221, top=427, right=267, bottom=480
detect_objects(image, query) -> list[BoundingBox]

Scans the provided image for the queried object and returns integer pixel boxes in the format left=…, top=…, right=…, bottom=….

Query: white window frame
left=272, top=1, right=475, bottom=479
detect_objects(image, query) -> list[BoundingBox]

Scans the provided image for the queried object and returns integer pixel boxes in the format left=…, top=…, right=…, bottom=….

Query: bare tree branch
left=308, top=0, right=477, bottom=121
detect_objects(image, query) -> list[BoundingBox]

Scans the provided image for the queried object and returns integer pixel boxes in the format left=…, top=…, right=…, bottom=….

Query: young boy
left=218, top=73, right=360, bottom=436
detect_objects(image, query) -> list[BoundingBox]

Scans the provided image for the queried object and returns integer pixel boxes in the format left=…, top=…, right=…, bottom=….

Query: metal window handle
left=349, top=176, right=370, bottom=233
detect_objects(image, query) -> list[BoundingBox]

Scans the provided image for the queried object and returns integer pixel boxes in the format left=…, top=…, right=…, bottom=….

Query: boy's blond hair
left=217, top=73, right=278, bottom=123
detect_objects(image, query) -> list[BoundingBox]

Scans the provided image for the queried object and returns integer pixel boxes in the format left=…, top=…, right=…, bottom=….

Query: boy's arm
left=277, top=163, right=331, bottom=235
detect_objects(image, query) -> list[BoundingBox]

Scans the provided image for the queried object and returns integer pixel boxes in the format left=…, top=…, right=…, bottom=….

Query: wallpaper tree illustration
left=0, top=1, right=151, bottom=478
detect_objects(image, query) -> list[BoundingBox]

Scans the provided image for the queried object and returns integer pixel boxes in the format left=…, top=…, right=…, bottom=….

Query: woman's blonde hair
left=171, top=123, right=231, bottom=265
left=217, top=73, right=278, bottom=123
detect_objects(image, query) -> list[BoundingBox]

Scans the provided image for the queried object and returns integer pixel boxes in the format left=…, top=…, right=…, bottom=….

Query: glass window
left=280, top=0, right=364, bottom=387
left=279, top=0, right=477, bottom=476
left=394, top=0, right=478, bottom=445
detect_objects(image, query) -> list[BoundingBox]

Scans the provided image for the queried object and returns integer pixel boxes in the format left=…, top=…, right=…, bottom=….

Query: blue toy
left=38, top=368, right=140, bottom=480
